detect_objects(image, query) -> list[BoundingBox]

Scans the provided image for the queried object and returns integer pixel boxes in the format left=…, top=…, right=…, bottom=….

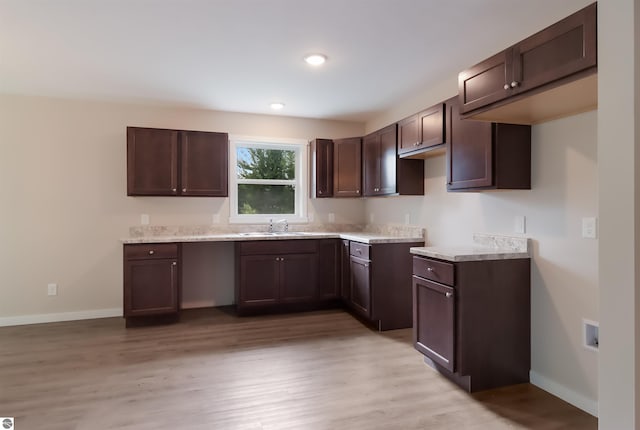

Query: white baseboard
left=530, top=370, right=598, bottom=417
left=0, top=308, right=122, bottom=327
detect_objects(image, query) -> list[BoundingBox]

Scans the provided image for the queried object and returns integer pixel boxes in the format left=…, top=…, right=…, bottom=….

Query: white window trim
left=229, top=135, right=308, bottom=224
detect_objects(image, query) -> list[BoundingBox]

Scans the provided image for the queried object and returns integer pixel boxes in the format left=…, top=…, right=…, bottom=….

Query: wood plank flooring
left=0, top=308, right=597, bottom=430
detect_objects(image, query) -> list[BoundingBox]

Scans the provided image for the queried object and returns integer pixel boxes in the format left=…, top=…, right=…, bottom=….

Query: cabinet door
left=279, top=253, right=318, bottom=303
left=350, top=256, right=371, bottom=318
left=127, top=127, right=178, bottom=196
left=512, top=3, right=596, bottom=95
left=310, top=139, right=334, bottom=198
left=458, top=49, right=513, bottom=115
left=124, top=258, right=178, bottom=317
left=180, top=131, right=228, bottom=197
left=318, top=240, right=340, bottom=299
left=238, top=255, right=279, bottom=306
left=333, top=137, right=362, bottom=197
left=446, top=97, right=495, bottom=190
left=378, top=124, right=397, bottom=195
left=362, top=132, right=380, bottom=196
left=340, top=240, right=351, bottom=301
left=413, top=276, right=455, bottom=371
left=364, top=124, right=397, bottom=196
left=419, top=104, right=446, bottom=149
left=397, top=114, right=420, bottom=154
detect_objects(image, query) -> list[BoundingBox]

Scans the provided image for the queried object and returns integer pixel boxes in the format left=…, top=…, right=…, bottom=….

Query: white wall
left=0, top=94, right=365, bottom=320
left=597, top=0, right=640, bottom=427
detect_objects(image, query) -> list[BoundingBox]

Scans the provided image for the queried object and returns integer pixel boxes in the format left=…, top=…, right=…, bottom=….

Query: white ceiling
left=0, top=0, right=593, bottom=123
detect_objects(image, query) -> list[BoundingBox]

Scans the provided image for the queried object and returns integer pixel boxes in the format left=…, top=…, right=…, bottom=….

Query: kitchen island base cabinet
left=345, top=241, right=424, bottom=331
left=413, top=256, right=530, bottom=392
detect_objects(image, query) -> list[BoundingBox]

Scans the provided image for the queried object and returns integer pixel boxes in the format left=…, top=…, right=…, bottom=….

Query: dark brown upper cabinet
left=446, top=96, right=531, bottom=191
left=398, top=103, right=446, bottom=159
left=309, top=138, right=333, bottom=198
left=333, top=137, right=362, bottom=197
left=458, top=3, right=597, bottom=124
left=363, top=124, right=424, bottom=197
left=127, top=127, right=228, bottom=197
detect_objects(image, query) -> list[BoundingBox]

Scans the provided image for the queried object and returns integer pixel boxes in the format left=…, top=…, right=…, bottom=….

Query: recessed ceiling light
left=269, top=102, right=285, bottom=110
left=304, top=54, right=327, bottom=66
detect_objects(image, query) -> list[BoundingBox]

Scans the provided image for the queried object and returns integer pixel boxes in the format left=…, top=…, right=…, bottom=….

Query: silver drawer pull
left=148, top=250, right=155, bottom=255
left=445, top=292, right=453, bottom=298
left=172, top=261, right=177, bottom=266
left=426, top=267, right=433, bottom=271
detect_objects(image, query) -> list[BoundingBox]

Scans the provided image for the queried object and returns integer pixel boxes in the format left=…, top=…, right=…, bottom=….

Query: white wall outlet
left=404, top=213, right=410, bottom=225
left=308, top=212, right=315, bottom=223
left=514, top=215, right=526, bottom=234
left=583, top=319, right=599, bottom=352
left=582, top=217, right=597, bottom=239
left=328, top=213, right=335, bottom=223
left=47, top=283, right=58, bottom=296
left=140, top=214, right=150, bottom=225
left=369, top=213, right=375, bottom=224
left=212, top=214, right=220, bottom=224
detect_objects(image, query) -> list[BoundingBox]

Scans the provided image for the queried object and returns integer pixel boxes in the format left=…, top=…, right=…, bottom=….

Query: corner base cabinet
left=345, top=240, right=424, bottom=330
left=123, top=243, right=180, bottom=327
left=412, top=255, right=530, bottom=392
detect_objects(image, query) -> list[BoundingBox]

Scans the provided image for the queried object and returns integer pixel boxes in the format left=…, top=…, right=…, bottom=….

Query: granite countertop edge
left=410, top=246, right=530, bottom=262
left=121, top=232, right=424, bottom=245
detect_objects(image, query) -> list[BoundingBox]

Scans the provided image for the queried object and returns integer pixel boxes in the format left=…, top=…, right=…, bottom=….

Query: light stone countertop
left=121, top=224, right=425, bottom=245
left=410, top=233, right=530, bottom=262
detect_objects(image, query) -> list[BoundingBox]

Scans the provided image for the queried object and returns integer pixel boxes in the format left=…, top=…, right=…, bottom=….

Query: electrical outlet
left=582, top=217, right=597, bottom=239
left=47, top=283, right=58, bottom=296
left=404, top=213, right=410, bottom=225
left=328, top=213, right=335, bottom=223
left=140, top=214, right=150, bottom=225
left=583, top=319, right=599, bottom=351
left=212, top=214, right=220, bottom=224
left=369, top=213, right=375, bottom=224
left=514, top=216, right=526, bottom=234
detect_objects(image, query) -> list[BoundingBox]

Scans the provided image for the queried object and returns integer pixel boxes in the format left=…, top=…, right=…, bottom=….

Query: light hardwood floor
left=0, top=308, right=596, bottom=430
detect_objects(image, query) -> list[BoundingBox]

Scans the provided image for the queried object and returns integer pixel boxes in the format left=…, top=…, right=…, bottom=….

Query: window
left=229, top=136, right=308, bottom=223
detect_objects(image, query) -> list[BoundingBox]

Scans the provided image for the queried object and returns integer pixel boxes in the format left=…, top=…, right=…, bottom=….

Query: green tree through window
left=236, top=147, right=297, bottom=215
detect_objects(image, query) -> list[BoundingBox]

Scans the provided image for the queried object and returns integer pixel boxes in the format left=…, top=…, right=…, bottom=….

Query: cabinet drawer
left=124, top=243, right=179, bottom=260
left=350, top=242, right=371, bottom=259
left=238, top=239, right=318, bottom=256
left=413, top=256, right=454, bottom=286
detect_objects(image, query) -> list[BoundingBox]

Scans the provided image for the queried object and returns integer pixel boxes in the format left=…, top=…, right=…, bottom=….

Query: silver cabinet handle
left=503, top=84, right=510, bottom=90
left=356, top=189, right=360, bottom=193
left=511, top=81, right=520, bottom=88
left=445, top=292, right=453, bottom=298
left=172, top=261, right=177, bottom=266
left=148, top=250, right=155, bottom=255
left=172, top=188, right=177, bottom=193
left=318, top=190, right=323, bottom=195
left=426, top=267, right=433, bottom=271
left=182, top=188, right=187, bottom=192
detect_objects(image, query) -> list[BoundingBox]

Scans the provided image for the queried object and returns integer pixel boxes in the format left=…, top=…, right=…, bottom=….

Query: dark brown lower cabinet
left=340, top=239, right=351, bottom=301
left=412, top=255, right=530, bottom=392
left=123, top=243, right=180, bottom=326
left=349, top=255, right=371, bottom=318
left=345, top=240, right=424, bottom=330
left=236, top=239, right=330, bottom=314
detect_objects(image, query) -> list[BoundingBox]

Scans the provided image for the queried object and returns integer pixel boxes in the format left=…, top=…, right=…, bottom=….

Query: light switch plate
left=514, top=216, right=526, bottom=234
left=140, top=214, right=150, bottom=225
left=582, top=217, right=597, bottom=239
